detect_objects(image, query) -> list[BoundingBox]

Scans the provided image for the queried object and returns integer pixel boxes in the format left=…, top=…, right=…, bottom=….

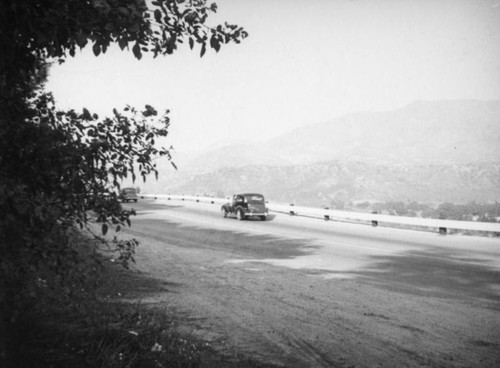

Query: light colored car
left=119, top=187, right=138, bottom=203
left=221, top=193, right=268, bottom=221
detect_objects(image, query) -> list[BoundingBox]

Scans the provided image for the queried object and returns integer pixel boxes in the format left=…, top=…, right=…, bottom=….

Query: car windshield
left=123, top=188, right=136, bottom=193
left=245, top=195, right=264, bottom=203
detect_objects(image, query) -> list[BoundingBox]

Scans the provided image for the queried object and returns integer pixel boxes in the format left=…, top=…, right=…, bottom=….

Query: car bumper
left=245, top=211, right=268, bottom=216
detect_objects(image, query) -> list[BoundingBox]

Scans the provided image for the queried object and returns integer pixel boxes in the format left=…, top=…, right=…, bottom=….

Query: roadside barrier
left=141, top=194, right=500, bottom=235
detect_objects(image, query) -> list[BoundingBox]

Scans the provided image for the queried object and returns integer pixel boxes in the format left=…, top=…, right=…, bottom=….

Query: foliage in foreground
left=1, top=0, right=247, bottom=366
left=1, top=0, right=248, bottom=272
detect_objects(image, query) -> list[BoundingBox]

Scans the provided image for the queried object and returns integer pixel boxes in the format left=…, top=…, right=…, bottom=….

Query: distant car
left=221, top=193, right=268, bottom=221
left=119, top=187, right=138, bottom=203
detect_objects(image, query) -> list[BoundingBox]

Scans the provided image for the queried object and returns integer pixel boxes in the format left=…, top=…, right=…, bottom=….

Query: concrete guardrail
left=141, top=194, right=500, bottom=235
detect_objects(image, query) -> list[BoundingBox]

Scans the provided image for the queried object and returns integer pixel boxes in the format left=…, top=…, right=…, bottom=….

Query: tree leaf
left=102, top=223, right=108, bottom=236
left=154, top=9, right=162, bottom=23
left=132, top=43, right=142, bottom=60
left=210, top=35, right=220, bottom=52
left=200, top=42, right=206, bottom=57
left=76, top=31, right=88, bottom=48
left=93, top=43, right=101, bottom=56
left=118, top=37, right=128, bottom=50
left=82, top=108, right=92, bottom=120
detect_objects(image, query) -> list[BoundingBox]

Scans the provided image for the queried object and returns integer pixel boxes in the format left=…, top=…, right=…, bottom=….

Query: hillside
left=149, top=161, right=500, bottom=207
left=175, top=99, right=500, bottom=173
left=145, top=100, right=500, bottom=205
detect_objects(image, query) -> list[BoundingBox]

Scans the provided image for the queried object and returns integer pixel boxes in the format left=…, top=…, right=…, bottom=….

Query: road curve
left=118, top=199, right=500, bottom=367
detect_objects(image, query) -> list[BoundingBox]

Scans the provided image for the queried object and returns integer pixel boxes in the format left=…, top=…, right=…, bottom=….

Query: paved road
left=119, top=199, right=500, bottom=367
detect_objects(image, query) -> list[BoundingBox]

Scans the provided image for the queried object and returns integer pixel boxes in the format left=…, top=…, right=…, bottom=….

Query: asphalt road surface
left=117, top=199, right=500, bottom=367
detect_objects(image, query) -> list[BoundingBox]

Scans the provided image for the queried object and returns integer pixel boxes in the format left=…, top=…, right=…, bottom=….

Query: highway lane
left=118, top=199, right=500, bottom=367
left=132, top=199, right=500, bottom=278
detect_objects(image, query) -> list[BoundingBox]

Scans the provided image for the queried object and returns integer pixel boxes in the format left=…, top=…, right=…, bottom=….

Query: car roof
left=237, top=193, right=264, bottom=197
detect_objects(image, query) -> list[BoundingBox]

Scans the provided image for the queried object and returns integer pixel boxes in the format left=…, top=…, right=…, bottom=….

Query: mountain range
left=145, top=100, right=500, bottom=206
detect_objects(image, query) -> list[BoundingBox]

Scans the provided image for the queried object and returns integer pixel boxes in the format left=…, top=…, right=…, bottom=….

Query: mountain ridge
left=146, top=100, right=500, bottom=205
left=147, top=160, right=500, bottom=206
left=174, top=99, right=500, bottom=173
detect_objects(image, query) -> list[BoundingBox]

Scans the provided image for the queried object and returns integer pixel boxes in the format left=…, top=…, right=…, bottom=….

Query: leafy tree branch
left=0, top=1, right=246, bottom=364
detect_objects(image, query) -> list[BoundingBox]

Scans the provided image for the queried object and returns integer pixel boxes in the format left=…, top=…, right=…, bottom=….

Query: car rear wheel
left=259, top=216, right=267, bottom=221
left=236, top=209, right=245, bottom=221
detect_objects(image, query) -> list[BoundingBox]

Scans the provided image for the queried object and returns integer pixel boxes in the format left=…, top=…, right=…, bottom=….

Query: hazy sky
left=46, top=0, right=500, bottom=152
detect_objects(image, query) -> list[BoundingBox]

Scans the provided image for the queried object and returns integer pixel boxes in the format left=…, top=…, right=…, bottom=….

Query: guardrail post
left=323, top=208, right=330, bottom=221
left=439, top=227, right=447, bottom=235
left=289, top=204, right=295, bottom=216
left=371, top=211, right=378, bottom=227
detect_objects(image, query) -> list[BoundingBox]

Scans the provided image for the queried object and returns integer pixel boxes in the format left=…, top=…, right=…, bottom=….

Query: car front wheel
left=221, top=208, right=228, bottom=218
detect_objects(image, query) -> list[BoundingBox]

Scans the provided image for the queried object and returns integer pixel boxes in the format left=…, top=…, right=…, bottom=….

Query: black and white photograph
left=1, top=0, right=499, bottom=367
